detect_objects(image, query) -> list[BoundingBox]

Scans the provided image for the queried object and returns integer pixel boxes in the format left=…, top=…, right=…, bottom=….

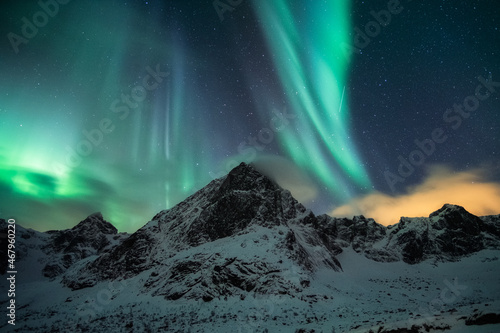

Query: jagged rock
left=386, top=204, right=500, bottom=264
left=332, top=215, right=387, bottom=253
left=309, top=204, right=500, bottom=264
left=41, top=212, right=120, bottom=279
left=151, top=255, right=298, bottom=301
left=312, top=214, right=397, bottom=262
left=465, top=312, right=500, bottom=325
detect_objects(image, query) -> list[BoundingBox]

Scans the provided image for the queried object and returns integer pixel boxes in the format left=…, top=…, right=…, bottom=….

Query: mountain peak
left=89, top=211, right=104, bottom=219
left=71, top=212, right=117, bottom=235
left=40, top=212, right=121, bottom=279
left=217, top=162, right=279, bottom=194
left=230, top=161, right=252, bottom=174
left=429, top=203, right=468, bottom=218
left=428, top=203, right=484, bottom=233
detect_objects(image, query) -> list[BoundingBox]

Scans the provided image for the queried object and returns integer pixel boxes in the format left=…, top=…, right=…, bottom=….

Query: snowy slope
left=1, top=163, right=499, bottom=332
left=4, top=245, right=499, bottom=332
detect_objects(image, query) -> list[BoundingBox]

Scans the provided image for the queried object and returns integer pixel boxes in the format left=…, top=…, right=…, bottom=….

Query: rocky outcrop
left=41, top=212, right=122, bottom=279
left=384, top=204, right=500, bottom=264
left=311, top=204, right=500, bottom=265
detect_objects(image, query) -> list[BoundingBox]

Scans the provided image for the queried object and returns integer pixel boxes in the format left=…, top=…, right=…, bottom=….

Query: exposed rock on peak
left=430, top=203, right=468, bottom=216
left=41, top=213, right=122, bottom=279
left=385, top=204, right=500, bottom=264
left=428, top=203, right=485, bottom=234
left=71, top=211, right=118, bottom=236
left=309, top=204, right=500, bottom=265
left=217, top=162, right=275, bottom=193
left=154, top=162, right=308, bottom=249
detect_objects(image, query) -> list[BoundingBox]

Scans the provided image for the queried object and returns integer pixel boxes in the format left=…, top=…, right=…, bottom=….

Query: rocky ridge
left=2, top=163, right=499, bottom=301
left=1, top=163, right=500, bottom=333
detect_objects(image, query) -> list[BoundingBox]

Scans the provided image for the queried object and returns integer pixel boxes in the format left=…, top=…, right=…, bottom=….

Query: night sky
left=1, top=0, right=499, bottom=232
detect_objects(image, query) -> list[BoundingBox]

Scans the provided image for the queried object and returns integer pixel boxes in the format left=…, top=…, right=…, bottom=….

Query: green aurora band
left=0, top=2, right=215, bottom=231
left=1, top=1, right=372, bottom=231
left=252, top=0, right=372, bottom=200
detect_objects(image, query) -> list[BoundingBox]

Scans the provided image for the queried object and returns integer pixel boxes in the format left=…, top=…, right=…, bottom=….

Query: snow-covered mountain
left=1, top=162, right=499, bottom=332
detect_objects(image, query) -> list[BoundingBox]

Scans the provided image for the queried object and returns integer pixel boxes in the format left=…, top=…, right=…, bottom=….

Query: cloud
left=252, top=155, right=318, bottom=203
left=330, top=165, right=500, bottom=225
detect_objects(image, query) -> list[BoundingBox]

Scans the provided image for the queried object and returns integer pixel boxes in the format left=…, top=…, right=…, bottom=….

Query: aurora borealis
left=253, top=0, right=371, bottom=198
left=1, top=0, right=499, bottom=232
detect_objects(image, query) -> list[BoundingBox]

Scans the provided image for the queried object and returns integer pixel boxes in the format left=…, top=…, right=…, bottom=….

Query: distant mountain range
left=1, top=162, right=500, bottom=332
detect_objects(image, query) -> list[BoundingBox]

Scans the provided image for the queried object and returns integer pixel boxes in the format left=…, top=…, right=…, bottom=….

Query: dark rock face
left=0, top=213, right=125, bottom=282
left=309, top=203, right=500, bottom=265
left=428, top=205, right=489, bottom=258
left=42, top=212, right=119, bottom=279
left=465, top=312, right=500, bottom=326
left=179, top=163, right=308, bottom=247
left=87, top=227, right=156, bottom=280
left=284, top=225, right=343, bottom=271
left=334, top=215, right=387, bottom=253
left=146, top=253, right=308, bottom=302
left=480, top=213, right=500, bottom=247
left=311, top=214, right=397, bottom=263
left=400, top=230, right=427, bottom=264
left=147, top=163, right=308, bottom=250
left=49, top=213, right=116, bottom=252
left=154, top=257, right=280, bottom=300
left=429, top=204, right=484, bottom=234
left=386, top=204, right=500, bottom=264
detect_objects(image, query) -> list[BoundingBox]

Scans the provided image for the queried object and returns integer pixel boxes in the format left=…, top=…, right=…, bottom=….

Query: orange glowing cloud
left=330, top=165, right=500, bottom=226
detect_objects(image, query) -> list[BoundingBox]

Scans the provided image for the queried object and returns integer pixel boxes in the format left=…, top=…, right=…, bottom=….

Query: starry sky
left=1, top=0, right=499, bottom=232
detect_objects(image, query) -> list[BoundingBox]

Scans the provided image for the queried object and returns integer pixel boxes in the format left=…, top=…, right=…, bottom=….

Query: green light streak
left=252, top=0, right=372, bottom=200
left=0, top=2, right=220, bottom=232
